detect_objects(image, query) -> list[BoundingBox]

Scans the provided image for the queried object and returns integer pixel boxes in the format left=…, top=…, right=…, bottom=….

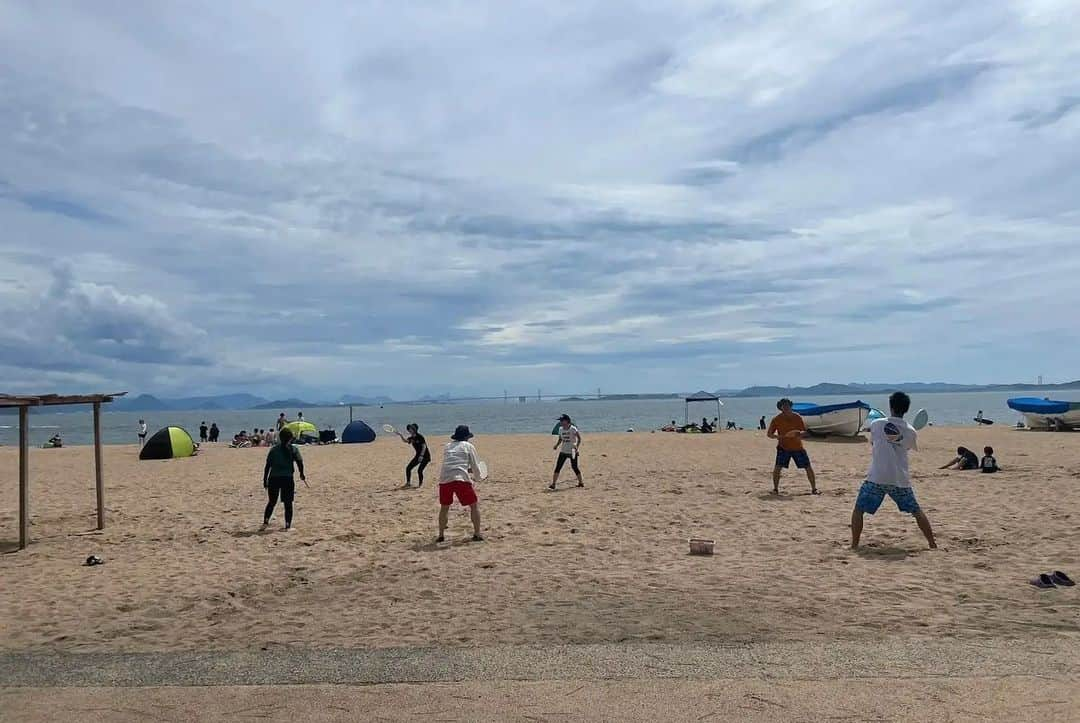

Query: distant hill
left=250, top=398, right=317, bottom=410
left=111, top=394, right=172, bottom=412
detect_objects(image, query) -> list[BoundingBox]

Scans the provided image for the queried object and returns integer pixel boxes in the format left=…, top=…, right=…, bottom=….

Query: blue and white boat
left=792, top=400, right=871, bottom=437
left=1007, top=397, right=1080, bottom=430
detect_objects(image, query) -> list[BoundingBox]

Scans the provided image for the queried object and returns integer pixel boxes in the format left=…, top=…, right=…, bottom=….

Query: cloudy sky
left=1, top=1, right=1079, bottom=400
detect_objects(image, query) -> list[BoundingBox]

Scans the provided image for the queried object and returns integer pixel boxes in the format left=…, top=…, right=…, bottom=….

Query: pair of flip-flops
left=84, top=555, right=104, bottom=567
left=1031, top=571, right=1075, bottom=589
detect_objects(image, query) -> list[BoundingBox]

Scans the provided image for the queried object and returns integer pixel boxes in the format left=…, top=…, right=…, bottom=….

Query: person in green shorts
left=262, top=427, right=306, bottom=531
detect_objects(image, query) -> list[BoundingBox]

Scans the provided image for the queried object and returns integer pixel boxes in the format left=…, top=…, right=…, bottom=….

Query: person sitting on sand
left=551, top=414, right=584, bottom=489
left=45, top=434, right=63, bottom=448
left=767, top=398, right=817, bottom=495
left=726, top=420, right=738, bottom=430
left=437, top=425, right=483, bottom=542
left=851, top=392, right=936, bottom=550
left=397, top=423, right=431, bottom=488
left=700, top=417, right=714, bottom=433
left=262, top=427, right=306, bottom=531
left=660, top=420, right=677, bottom=432
left=940, top=446, right=979, bottom=470
left=980, top=446, right=999, bottom=473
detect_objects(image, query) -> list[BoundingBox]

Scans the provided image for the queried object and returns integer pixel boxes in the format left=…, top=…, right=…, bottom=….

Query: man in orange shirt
left=767, top=398, right=818, bottom=495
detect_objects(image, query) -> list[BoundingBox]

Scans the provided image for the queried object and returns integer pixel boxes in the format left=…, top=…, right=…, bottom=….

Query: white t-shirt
left=866, top=417, right=918, bottom=487
left=558, top=425, right=580, bottom=455
left=139, top=423, right=147, bottom=436
left=439, top=440, right=479, bottom=484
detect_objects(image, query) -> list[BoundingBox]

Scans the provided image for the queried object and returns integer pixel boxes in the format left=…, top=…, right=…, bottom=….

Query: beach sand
left=3, top=426, right=1078, bottom=653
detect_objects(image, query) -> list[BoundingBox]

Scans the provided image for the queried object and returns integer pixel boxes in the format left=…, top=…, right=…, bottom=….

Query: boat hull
left=1017, top=409, right=1080, bottom=430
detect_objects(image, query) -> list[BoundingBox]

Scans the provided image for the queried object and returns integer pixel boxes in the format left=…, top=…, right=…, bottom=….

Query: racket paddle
left=912, top=409, right=929, bottom=430
left=477, top=460, right=489, bottom=481
left=382, top=424, right=396, bottom=434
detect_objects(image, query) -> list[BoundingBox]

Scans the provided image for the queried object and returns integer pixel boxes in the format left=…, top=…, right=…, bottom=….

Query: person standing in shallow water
left=138, top=419, right=148, bottom=447
left=199, top=421, right=208, bottom=443
left=209, top=422, right=220, bottom=442
left=262, top=428, right=306, bottom=531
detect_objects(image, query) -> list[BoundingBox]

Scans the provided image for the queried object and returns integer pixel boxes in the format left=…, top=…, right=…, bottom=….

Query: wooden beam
left=19, top=406, right=29, bottom=550
left=93, top=401, right=105, bottom=531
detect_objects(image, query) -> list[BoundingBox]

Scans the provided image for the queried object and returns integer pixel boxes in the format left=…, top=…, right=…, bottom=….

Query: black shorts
left=554, top=452, right=580, bottom=474
left=267, top=476, right=296, bottom=503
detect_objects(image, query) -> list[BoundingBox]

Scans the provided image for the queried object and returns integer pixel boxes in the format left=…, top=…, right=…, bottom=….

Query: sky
left=1, top=1, right=1079, bottom=401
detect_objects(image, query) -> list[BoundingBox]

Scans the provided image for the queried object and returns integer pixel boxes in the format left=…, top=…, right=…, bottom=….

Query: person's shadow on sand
left=854, top=545, right=919, bottom=561
left=412, top=537, right=486, bottom=552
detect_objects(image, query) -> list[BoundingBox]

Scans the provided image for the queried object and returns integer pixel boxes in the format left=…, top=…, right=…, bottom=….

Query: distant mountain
left=111, top=394, right=172, bottom=412
left=171, top=394, right=268, bottom=410
left=110, top=393, right=269, bottom=412
left=250, top=398, right=317, bottom=410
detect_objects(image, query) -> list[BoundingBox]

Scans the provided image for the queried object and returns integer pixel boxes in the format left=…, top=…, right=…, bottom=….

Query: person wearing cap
left=551, top=414, right=584, bottom=490
left=437, top=425, right=483, bottom=542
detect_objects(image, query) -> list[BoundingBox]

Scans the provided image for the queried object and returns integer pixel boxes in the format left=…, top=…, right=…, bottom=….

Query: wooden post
left=19, top=406, right=29, bottom=550
left=93, top=402, right=105, bottom=530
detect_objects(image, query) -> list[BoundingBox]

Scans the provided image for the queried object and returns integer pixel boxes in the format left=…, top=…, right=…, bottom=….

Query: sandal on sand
left=1031, top=574, right=1057, bottom=589
left=1050, top=571, right=1075, bottom=587
left=472, top=534, right=484, bottom=542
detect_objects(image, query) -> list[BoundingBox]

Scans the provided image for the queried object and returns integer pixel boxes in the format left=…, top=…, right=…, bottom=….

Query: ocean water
left=3, top=390, right=1078, bottom=448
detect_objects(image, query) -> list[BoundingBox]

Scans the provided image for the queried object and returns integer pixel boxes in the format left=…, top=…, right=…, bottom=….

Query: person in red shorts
left=437, top=425, right=483, bottom=543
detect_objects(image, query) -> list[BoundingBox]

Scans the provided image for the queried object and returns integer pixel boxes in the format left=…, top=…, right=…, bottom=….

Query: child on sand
left=550, top=414, right=584, bottom=489
left=980, top=446, right=999, bottom=473
left=767, top=399, right=817, bottom=494
left=851, top=392, right=936, bottom=550
left=437, top=425, right=483, bottom=542
left=262, top=428, right=306, bottom=531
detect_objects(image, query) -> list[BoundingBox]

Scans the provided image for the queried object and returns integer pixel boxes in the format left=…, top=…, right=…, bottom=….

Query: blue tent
left=341, top=420, right=376, bottom=444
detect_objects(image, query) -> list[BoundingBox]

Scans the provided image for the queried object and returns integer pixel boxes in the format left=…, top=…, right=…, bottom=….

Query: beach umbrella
left=139, top=426, right=196, bottom=460
left=284, top=420, right=318, bottom=438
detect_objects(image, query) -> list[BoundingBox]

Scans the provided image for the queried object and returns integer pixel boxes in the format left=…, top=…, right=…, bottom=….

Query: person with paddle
left=437, top=425, right=483, bottom=543
left=396, top=423, right=431, bottom=487
left=767, top=399, right=817, bottom=495
left=551, top=414, right=584, bottom=489
left=851, top=392, right=937, bottom=550
left=262, top=427, right=307, bottom=531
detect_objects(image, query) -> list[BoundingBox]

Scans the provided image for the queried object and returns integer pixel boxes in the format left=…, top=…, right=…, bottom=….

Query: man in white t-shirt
left=550, top=414, right=583, bottom=490
left=138, top=420, right=148, bottom=447
left=851, top=392, right=936, bottom=550
left=437, top=425, right=483, bottom=543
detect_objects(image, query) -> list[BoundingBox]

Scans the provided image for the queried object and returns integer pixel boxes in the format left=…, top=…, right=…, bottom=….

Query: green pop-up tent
left=139, top=426, right=196, bottom=460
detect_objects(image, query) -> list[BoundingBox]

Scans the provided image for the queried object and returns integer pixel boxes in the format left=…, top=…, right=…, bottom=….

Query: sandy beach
left=2, top=426, right=1079, bottom=654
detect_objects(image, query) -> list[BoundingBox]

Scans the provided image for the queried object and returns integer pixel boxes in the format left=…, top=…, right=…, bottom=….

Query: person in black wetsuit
left=262, top=427, right=306, bottom=531
left=940, top=446, right=980, bottom=470
left=397, top=423, right=431, bottom=488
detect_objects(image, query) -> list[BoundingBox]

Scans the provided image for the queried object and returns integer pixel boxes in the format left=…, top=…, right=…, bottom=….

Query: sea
left=3, top=390, right=1079, bottom=448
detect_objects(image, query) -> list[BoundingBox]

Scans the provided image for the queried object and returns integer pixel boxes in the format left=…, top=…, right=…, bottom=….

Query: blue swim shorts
left=856, top=481, right=920, bottom=515
left=775, top=448, right=811, bottom=469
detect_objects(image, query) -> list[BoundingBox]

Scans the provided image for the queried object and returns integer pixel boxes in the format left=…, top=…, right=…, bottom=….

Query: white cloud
left=0, top=0, right=1078, bottom=397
